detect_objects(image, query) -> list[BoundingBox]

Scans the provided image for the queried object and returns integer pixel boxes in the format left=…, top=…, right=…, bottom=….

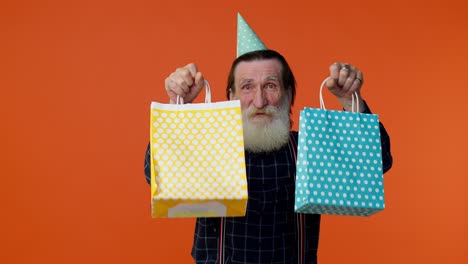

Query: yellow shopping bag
left=150, top=81, right=248, bottom=217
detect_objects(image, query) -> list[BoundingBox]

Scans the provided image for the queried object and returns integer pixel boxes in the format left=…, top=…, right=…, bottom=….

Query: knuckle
left=174, top=79, right=185, bottom=87
left=187, top=63, right=198, bottom=72
left=175, top=67, right=185, bottom=74
left=180, top=69, right=191, bottom=79
left=187, top=62, right=197, bottom=69
left=165, top=78, right=174, bottom=90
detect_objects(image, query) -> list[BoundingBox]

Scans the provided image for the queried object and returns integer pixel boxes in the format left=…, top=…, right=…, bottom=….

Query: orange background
left=1, top=0, right=467, bottom=263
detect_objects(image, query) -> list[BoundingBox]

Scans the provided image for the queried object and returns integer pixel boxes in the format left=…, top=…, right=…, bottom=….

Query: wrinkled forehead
left=233, top=59, right=284, bottom=85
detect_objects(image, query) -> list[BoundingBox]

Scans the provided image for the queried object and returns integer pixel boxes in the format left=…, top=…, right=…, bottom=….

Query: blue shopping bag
left=294, top=78, right=385, bottom=216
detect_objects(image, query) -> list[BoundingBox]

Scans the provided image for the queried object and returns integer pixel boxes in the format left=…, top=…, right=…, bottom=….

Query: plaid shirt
left=144, top=104, right=393, bottom=264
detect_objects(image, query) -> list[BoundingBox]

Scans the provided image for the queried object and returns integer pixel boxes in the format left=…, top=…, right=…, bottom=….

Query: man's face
left=229, top=58, right=291, bottom=153
left=230, top=59, right=286, bottom=124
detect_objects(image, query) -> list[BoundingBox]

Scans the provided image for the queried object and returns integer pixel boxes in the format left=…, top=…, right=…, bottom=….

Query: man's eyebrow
left=239, top=79, right=253, bottom=85
left=265, top=76, right=280, bottom=82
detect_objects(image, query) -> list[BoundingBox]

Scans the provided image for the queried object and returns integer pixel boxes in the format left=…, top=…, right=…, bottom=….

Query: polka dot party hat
left=237, top=12, right=267, bottom=57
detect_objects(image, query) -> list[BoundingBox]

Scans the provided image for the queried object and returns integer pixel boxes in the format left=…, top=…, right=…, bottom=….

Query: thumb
left=194, top=72, right=205, bottom=91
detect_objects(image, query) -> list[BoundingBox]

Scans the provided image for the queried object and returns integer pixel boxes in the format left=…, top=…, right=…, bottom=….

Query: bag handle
left=176, top=80, right=211, bottom=105
left=319, top=77, right=359, bottom=113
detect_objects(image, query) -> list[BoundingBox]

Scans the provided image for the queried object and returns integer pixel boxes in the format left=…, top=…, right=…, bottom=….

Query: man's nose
left=252, top=86, right=267, bottom=109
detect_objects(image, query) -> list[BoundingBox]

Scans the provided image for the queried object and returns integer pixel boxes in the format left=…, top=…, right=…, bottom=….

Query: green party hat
left=237, top=13, right=267, bottom=57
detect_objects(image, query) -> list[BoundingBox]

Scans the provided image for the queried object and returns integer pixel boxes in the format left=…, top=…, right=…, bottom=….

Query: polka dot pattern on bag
left=295, top=108, right=385, bottom=216
left=151, top=108, right=248, bottom=201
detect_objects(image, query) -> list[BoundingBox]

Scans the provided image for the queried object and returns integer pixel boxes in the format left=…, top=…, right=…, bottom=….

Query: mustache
left=245, top=105, right=279, bottom=117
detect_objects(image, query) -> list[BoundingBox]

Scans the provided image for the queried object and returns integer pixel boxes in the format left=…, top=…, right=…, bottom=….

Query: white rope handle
left=319, top=77, right=360, bottom=113
left=351, top=92, right=359, bottom=113
left=175, top=80, right=211, bottom=105
left=319, top=78, right=328, bottom=110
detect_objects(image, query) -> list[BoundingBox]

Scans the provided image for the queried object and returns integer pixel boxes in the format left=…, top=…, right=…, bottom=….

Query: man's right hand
left=164, top=63, right=205, bottom=104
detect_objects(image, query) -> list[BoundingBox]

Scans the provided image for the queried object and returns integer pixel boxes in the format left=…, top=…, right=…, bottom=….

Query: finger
left=342, top=68, right=357, bottom=91
left=329, top=62, right=341, bottom=80
left=167, top=73, right=190, bottom=95
left=349, top=78, right=362, bottom=93
left=165, top=77, right=187, bottom=103
left=325, top=77, right=337, bottom=89
left=338, top=63, right=350, bottom=86
left=174, top=68, right=194, bottom=92
left=175, top=88, right=188, bottom=98
left=185, top=63, right=198, bottom=78
left=168, top=84, right=188, bottom=98
left=165, top=77, right=177, bottom=103
left=355, top=70, right=364, bottom=84
left=164, top=76, right=176, bottom=93
left=194, top=72, right=204, bottom=92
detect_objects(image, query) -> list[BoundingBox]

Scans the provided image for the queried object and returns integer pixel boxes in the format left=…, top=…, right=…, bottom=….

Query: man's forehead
left=234, top=59, right=283, bottom=83
left=240, top=75, right=280, bottom=84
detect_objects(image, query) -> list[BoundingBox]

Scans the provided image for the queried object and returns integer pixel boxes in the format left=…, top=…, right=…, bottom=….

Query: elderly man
left=144, top=49, right=393, bottom=264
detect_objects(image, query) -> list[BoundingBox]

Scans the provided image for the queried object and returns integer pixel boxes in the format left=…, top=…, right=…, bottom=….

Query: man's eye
left=242, top=85, right=252, bottom=90
left=266, top=83, right=276, bottom=89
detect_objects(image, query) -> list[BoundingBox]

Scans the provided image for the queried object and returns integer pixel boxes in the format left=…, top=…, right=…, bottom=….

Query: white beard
left=241, top=99, right=291, bottom=153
